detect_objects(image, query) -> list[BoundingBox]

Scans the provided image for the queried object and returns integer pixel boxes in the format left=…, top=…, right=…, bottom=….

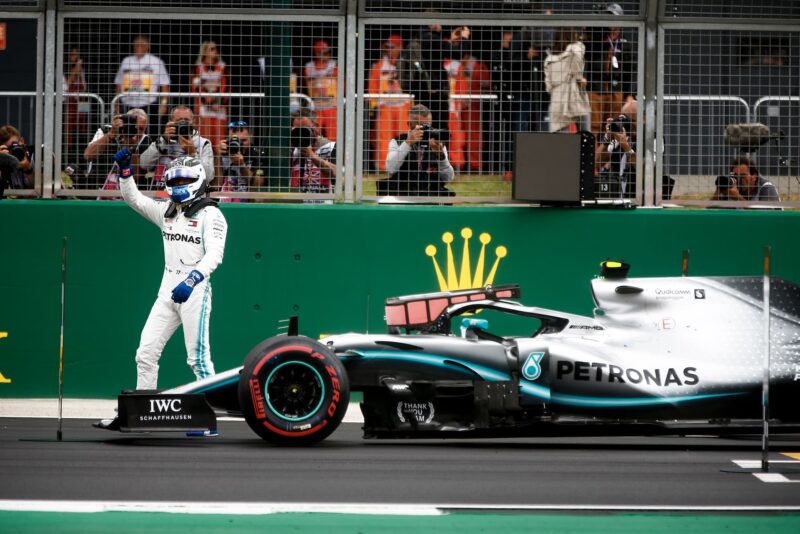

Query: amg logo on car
left=162, top=231, right=201, bottom=244
left=148, top=398, right=182, bottom=413
left=556, top=360, right=699, bottom=386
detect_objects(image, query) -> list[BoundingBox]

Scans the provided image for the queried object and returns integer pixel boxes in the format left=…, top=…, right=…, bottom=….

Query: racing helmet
left=163, top=156, right=207, bottom=204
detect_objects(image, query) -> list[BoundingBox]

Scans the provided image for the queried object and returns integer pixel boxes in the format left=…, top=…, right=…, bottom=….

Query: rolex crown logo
left=425, top=228, right=507, bottom=291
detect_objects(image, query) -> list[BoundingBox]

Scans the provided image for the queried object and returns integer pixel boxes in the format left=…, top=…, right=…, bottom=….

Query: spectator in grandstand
left=585, top=3, right=635, bottom=139
left=0, top=125, right=33, bottom=190
left=544, top=27, right=591, bottom=134
left=63, top=47, right=88, bottom=155
left=380, top=103, right=455, bottom=197
left=304, top=40, right=338, bottom=141
left=711, top=156, right=781, bottom=203
left=215, top=120, right=265, bottom=202
left=83, top=108, right=150, bottom=191
left=114, top=35, right=171, bottom=135
left=192, top=40, right=229, bottom=150
left=453, top=43, right=490, bottom=173
left=368, top=34, right=411, bottom=172
left=290, top=109, right=336, bottom=194
left=140, top=106, right=214, bottom=190
left=402, top=23, right=471, bottom=131
left=490, top=30, right=548, bottom=177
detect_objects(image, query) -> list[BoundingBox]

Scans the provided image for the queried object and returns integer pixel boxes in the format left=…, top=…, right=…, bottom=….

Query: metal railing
left=63, top=92, right=106, bottom=123
left=662, top=95, right=751, bottom=122
left=753, top=96, right=800, bottom=120
left=108, top=91, right=267, bottom=115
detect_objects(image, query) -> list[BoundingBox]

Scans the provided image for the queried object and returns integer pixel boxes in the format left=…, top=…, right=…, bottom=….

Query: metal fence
left=1, top=1, right=798, bottom=207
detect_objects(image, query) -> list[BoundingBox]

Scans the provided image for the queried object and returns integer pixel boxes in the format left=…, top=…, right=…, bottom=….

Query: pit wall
left=1, top=201, right=798, bottom=397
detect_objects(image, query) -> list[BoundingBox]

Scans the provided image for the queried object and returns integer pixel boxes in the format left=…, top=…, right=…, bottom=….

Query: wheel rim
left=265, top=360, right=325, bottom=422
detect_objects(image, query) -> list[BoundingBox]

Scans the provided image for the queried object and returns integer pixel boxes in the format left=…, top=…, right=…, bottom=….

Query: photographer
left=140, top=106, right=214, bottom=190
left=597, top=104, right=636, bottom=198
left=290, top=110, right=336, bottom=194
left=712, top=157, right=780, bottom=203
left=380, top=104, right=454, bottom=197
left=83, top=108, right=150, bottom=190
left=216, top=120, right=265, bottom=202
left=0, top=125, right=34, bottom=192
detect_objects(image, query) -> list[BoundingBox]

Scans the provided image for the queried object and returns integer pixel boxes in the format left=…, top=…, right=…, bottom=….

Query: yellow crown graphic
left=425, top=228, right=507, bottom=291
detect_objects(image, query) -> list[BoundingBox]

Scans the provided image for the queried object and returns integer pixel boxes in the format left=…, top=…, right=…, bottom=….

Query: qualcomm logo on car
left=425, top=228, right=508, bottom=291
left=522, top=352, right=545, bottom=381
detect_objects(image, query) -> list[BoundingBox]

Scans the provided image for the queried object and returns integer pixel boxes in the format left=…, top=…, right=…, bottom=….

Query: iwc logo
left=397, top=401, right=435, bottom=423
left=425, top=228, right=507, bottom=291
left=522, top=352, right=545, bottom=381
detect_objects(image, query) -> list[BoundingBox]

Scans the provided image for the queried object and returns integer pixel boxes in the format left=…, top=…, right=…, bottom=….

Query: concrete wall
left=1, top=201, right=798, bottom=397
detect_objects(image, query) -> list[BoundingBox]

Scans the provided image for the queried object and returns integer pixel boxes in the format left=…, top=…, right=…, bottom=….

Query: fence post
left=643, top=0, right=659, bottom=206
left=42, top=0, right=57, bottom=198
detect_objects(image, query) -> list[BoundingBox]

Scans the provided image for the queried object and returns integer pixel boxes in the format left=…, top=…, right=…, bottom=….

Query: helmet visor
left=165, top=167, right=197, bottom=187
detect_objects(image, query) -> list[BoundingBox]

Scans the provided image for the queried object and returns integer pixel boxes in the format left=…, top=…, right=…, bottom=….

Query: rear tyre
left=238, top=335, right=349, bottom=446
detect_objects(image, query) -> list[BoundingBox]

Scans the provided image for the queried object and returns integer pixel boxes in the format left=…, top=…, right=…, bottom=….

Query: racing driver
left=95, top=148, right=227, bottom=430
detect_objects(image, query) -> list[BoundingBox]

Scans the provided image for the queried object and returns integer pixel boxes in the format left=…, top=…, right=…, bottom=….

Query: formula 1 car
left=104, top=261, right=800, bottom=445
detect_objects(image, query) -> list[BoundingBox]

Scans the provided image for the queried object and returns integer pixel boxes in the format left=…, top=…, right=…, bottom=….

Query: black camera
left=9, top=142, right=28, bottom=161
left=420, top=124, right=442, bottom=141
left=120, top=114, right=138, bottom=136
left=607, top=114, right=631, bottom=135
left=175, top=120, right=194, bottom=138
left=290, top=126, right=314, bottom=149
left=227, top=135, right=241, bottom=155
left=715, top=174, right=737, bottom=191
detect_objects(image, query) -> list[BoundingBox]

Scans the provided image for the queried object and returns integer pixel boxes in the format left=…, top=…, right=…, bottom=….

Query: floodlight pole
left=761, top=246, right=771, bottom=472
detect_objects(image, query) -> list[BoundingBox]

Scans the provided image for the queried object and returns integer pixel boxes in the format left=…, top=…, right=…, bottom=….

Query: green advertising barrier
left=1, top=201, right=798, bottom=398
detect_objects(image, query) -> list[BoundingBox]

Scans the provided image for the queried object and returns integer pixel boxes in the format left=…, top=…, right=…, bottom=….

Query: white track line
left=732, top=459, right=800, bottom=483
left=0, top=501, right=799, bottom=515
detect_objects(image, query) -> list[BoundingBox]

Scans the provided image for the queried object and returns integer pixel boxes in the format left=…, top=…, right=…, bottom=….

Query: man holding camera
left=596, top=99, right=637, bottom=198
left=140, top=106, right=214, bottom=190
left=83, top=108, right=150, bottom=190
left=712, top=157, right=780, bottom=203
left=380, top=104, right=454, bottom=197
left=0, top=125, right=33, bottom=196
left=290, top=109, right=336, bottom=194
left=216, top=120, right=264, bottom=201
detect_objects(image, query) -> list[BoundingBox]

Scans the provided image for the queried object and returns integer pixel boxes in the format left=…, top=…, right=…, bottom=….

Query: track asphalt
left=1, top=417, right=799, bottom=533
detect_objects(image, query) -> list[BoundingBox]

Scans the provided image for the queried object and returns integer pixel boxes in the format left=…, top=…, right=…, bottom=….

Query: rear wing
left=385, top=285, right=521, bottom=331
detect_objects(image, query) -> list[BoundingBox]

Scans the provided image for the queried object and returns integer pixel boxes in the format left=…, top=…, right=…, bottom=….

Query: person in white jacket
left=117, top=150, right=227, bottom=391
left=544, top=28, right=591, bottom=133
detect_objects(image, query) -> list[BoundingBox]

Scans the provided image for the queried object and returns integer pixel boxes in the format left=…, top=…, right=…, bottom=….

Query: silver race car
left=103, top=261, right=800, bottom=445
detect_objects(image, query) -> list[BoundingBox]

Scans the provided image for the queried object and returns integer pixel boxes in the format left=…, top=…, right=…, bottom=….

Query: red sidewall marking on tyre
left=252, top=345, right=313, bottom=375
left=261, top=418, right=328, bottom=437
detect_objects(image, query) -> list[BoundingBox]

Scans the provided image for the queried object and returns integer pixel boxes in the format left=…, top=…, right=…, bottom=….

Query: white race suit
left=120, top=177, right=228, bottom=390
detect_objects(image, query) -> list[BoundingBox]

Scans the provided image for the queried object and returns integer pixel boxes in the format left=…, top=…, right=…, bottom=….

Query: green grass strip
left=1, top=511, right=799, bottom=534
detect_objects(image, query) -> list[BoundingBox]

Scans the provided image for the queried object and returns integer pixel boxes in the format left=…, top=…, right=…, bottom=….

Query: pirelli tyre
left=238, top=336, right=349, bottom=446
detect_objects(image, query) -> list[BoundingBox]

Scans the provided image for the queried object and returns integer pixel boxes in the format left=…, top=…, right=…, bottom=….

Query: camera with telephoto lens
left=175, top=120, right=193, bottom=138
left=119, top=114, right=138, bottom=137
left=290, top=126, right=314, bottom=149
left=420, top=124, right=443, bottom=142
left=602, top=114, right=631, bottom=144
left=9, top=142, right=28, bottom=161
left=227, top=135, right=241, bottom=155
left=607, top=114, right=630, bottom=135
left=715, top=173, right=737, bottom=191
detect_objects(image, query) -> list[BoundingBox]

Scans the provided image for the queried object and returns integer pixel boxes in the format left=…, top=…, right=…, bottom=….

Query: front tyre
left=238, top=336, right=349, bottom=446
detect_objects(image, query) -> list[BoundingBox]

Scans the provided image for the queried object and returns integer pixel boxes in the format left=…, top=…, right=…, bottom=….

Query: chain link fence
left=0, top=1, right=798, bottom=207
